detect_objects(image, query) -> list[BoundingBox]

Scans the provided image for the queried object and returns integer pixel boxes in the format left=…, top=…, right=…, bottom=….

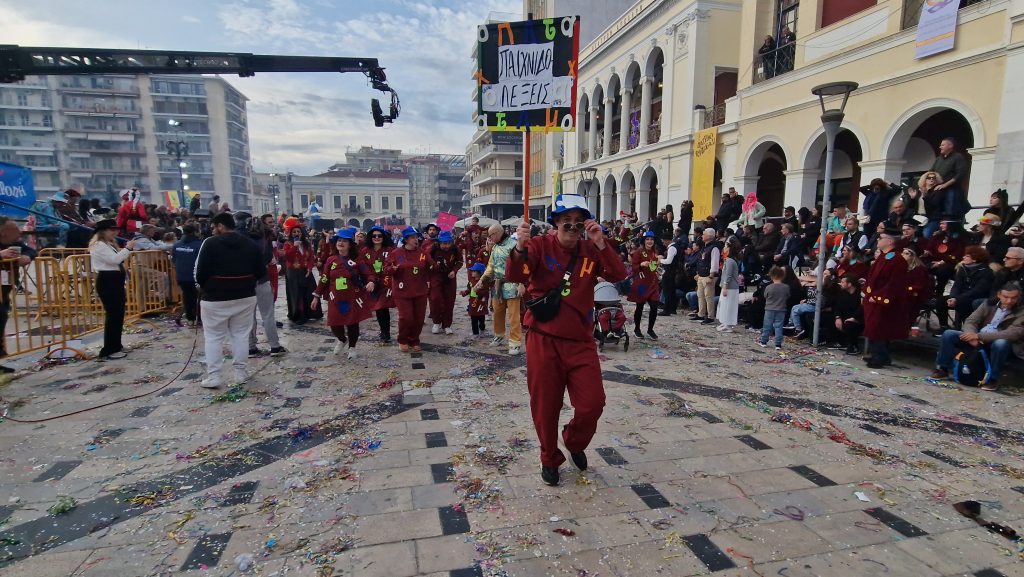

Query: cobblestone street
left=1, top=295, right=1023, bottom=577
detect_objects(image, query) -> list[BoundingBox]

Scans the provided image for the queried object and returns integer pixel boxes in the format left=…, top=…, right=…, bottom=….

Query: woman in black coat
left=677, top=201, right=694, bottom=240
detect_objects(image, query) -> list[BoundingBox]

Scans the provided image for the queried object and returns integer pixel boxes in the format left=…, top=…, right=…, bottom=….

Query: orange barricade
left=0, top=250, right=181, bottom=359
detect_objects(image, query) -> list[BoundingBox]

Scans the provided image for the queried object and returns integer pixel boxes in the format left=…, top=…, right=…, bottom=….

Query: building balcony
left=702, top=103, right=726, bottom=129
left=0, top=124, right=53, bottom=131
left=58, top=84, right=140, bottom=97
left=0, top=142, right=56, bottom=151
left=0, top=104, right=52, bottom=111
left=62, top=108, right=141, bottom=118
left=472, top=168, right=522, bottom=186
left=64, top=126, right=142, bottom=135
left=475, top=143, right=522, bottom=163
left=65, top=146, right=146, bottom=154
left=68, top=167, right=147, bottom=174
left=471, top=191, right=521, bottom=205
left=752, top=46, right=795, bottom=85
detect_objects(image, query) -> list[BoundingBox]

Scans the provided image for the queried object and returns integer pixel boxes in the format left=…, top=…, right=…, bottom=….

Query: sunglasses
left=559, top=222, right=586, bottom=232
left=371, top=234, right=384, bottom=238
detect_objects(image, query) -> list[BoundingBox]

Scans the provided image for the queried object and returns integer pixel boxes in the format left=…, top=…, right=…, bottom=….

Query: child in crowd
left=461, top=262, right=489, bottom=336
left=758, top=266, right=790, bottom=350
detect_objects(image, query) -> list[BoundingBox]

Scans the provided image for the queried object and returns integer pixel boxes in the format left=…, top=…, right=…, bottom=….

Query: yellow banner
left=163, top=190, right=181, bottom=210
left=690, top=127, right=718, bottom=223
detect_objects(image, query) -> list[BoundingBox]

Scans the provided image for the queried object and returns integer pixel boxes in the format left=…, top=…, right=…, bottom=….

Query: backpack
left=952, top=347, right=991, bottom=387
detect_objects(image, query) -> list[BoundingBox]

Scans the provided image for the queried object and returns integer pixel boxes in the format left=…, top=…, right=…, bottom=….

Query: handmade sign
left=476, top=17, right=580, bottom=132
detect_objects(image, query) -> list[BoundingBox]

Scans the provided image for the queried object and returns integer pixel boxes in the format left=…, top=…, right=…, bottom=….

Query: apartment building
left=0, top=74, right=254, bottom=209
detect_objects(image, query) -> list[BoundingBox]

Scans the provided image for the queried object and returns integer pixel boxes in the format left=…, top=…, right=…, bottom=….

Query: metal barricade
left=0, top=249, right=182, bottom=360
left=125, top=250, right=176, bottom=317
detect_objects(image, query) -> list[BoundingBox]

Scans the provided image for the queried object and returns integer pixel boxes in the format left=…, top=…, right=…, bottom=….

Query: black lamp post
left=810, top=81, right=858, bottom=347
left=165, top=119, right=189, bottom=209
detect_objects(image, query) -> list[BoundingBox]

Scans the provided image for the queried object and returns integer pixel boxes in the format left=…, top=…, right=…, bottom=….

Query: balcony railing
left=752, top=45, right=795, bottom=85
left=611, top=140, right=620, bottom=155
left=703, top=103, right=726, bottom=129
left=473, top=168, right=523, bottom=181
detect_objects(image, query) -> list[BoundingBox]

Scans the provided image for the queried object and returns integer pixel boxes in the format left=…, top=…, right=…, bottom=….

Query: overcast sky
left=3, top=0, right=521, bottom=175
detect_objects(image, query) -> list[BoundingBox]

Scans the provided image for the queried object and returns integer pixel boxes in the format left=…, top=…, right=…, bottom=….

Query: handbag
left=525, top=246, right=579, bottom=322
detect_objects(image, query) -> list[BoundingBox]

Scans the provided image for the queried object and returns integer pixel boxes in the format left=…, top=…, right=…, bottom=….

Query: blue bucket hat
left=438, top=231, right=454, bottom=243
left=332, top=227, right=357, bottom=242
left=643, top=230, right=656, bottom=238
left=468, top=262, right=486, bottom=272
left=548, top=194, right=594, bottom=225
left=400, top=226, right=419, bottom=239
left=369, top=225, right=387, bottom=235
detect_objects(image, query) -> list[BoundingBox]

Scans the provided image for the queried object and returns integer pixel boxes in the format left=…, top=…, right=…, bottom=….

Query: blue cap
left=468, top=262, right=486, bottom=272
left=400, top=226, right=419, bottom=238
left=369, top=225, right=387, bottom=235
left=333, top=227, right=357, bottom=242
left=438, top=231, right=454, bottom=243
left=548, top=194, right=594, bottom=225
left=644, top=230, right=656, bottom=238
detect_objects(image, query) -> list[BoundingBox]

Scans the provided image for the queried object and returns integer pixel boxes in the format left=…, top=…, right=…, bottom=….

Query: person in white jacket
left=89, top=220, right=138, bottom=359
left=731, top=191, right=767, bottom=230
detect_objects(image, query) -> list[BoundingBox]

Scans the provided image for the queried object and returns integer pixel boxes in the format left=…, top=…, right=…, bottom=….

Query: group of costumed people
left=281, top=216, right=491, bottom=358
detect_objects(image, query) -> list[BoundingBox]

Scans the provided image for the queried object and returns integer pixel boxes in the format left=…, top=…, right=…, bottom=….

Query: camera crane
left=0, top=44, right=399, bottom=125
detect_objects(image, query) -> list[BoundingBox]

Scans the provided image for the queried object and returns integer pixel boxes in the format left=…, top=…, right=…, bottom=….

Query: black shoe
left=570, top=451, right=588, bottom=471
left=269, top=346, right=287, bottom=356
left=845, top=346, right=861, bottom=356
left=0, top=365, right=14, bottom=374
left=249, top=347, right=267, bottom=358
left=689, top=314, right=701, bottom=320
left=701, top=318, right=715, bottom=325
left=276, top=321, right=284, bottom=328
left=634, top=328, right=645, bottom=340
left=828, top=342, right=844, bottom=350
left=865, top=358, right=892, bottom=369
left=647, top=329, right=658, bottom=341
left=794, top=329, right=807, bottom=339
left=541, top=466, right=560, bottom=486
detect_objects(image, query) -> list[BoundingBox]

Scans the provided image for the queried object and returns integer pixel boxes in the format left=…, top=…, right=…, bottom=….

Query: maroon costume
left=627, top=247, right=662, bottom=303
left=863, top=250, right=911, bottom=341
left=428, top=244, right=463, bottom=330
left=385, top=246, right=434, bottom=347
left=363, top=246, right=396, bottom=311
left=507, top=234, right=628, bottom=470
left=314, top=255, right=373, bottom=327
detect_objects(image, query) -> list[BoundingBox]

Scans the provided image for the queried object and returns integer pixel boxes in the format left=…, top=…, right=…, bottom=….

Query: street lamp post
left=165, top=119, right=189, bottom=209
left=580, top=167, right=598, bottom=217
left=810, top=81, right=858, bottom=347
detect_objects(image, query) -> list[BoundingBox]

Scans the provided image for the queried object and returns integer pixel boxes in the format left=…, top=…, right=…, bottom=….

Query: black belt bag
left=525, top=247, right=578, bottom=323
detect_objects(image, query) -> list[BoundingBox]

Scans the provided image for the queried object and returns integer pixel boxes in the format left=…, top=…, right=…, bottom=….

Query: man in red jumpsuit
left=507, top=194, right=628, bottom=486
left=863, top=227, right=911, bottom=368
left=428, top=231, right=463, bottom=335
left=385, top=226, right=434, bottom=353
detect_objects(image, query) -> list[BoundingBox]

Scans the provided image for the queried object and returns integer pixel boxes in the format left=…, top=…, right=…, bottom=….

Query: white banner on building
left=914, top=0, right=959, bottom=59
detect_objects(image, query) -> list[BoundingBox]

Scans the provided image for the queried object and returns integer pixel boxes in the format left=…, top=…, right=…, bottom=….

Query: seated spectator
left=828, top=217, right=868, bottom=268
left=923, top=219, right=968, bottom=297
left=754, top=222, right=781, bottom=273
left=774, top=223, right=802, bottom=270
left=903, top=248, right=934, bottom=331
left=993, top=247, right=1024, bottom=295
left=974, top=214, right=1010, bottom=262
left=898, top=222, right=926, bottom=255
left=984, top=189, right=1015, bottom=234
left=781, top=206, right=799, bottom=233
left=886, top=198, right=919, bottom=229
left=800, top=206, right=822, bottom=255
left=832, top=246, right=870, bottom=281
left=936, top=245, right=993, bottom=333
left=830, top=274, right=864, bottom=355
left=865, top=221, right=885, bottom=256
left=787, top=274, right=820, bottom=339
left=931, top=282, right=1024, bottom=391
left=131, top=225, right=173, bottom=252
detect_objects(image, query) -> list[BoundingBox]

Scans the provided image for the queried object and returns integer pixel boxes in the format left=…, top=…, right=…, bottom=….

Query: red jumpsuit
left=428, top=245, right=463, bottom=329
left=314, top=255, right=374, bottom=327
left=627, top=248, right=661, bottom=303
left=362, top=246, right=395, bottom=310
left=116, top=200, right=147, bottom=237
left=385, top=246, right=434, bottom=347
left=507, top=234, right=628, bottom=469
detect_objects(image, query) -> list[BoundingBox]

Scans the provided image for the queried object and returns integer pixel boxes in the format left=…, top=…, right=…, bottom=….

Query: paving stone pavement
left=0, top=287, right=1022, bottom=577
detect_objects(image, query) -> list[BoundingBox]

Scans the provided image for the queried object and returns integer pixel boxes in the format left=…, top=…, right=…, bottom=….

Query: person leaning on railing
left=0, top=217, right=36, bottom=373
left=89, top=220, right=138, bottom=361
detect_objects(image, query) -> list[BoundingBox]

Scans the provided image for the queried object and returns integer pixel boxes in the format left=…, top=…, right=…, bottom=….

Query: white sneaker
left=444, top=327, right=454, bottom=335
left=720, top=326, right=734, bottom=333
left=508, top=345, right=521, bottom=355
left=431, top=324, right=441, bottom=334
left=347, top=348, right=357, bottom=360
left=716, top=324, right=727, bottom=332
left=200, top=377, right=223, bottom=389
left=233, top=369, right=252, bottom=385
left=490, top=336, right=504, bottom=347
left=334, top=341, right=345, bottom=355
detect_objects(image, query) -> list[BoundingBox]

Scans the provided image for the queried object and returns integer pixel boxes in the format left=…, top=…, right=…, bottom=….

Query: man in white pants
left=194, top=212, right=266, bottom=388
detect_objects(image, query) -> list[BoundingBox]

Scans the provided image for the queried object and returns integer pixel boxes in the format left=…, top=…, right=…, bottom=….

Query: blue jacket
left=172, top=235, right=203, bottom=283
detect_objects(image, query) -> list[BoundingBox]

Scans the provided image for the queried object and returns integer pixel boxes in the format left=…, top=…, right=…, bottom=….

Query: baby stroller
left=594, top=281, right=629, bottom=352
